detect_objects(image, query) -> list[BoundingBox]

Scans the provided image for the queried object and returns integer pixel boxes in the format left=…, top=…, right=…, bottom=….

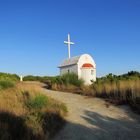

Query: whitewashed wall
left=60, top=64, right=78, bottom=75
left=81, top=68, right=96, bottom=85
left=78, top=54, right=96, bottom=85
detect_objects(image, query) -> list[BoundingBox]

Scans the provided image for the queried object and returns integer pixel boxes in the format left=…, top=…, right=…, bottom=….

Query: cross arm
left=64, top=41, right=68, bottom=44
left=64, top=41, right=75, bottom=45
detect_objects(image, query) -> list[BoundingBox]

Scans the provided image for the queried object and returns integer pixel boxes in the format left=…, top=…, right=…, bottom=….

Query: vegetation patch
left=0, top=83, right=67, bottom=140
left=24, top=73, right=84, bottom=89
left=0, top=72, right=19, bottom=82
left=0, top=72, right=19, bottom=90
left=26, top=94, right=48, bottom=109
left=90, top=72, right=140, bottom=113
left=0, top=80, right=15, bottom=90
left=60, top=73, right=84, bottom=87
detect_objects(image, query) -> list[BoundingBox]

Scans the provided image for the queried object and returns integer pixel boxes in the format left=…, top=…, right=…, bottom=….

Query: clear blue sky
left=0, top=0, right=140, bottom=77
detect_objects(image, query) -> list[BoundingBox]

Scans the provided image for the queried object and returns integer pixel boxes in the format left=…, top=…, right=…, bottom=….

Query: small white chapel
left=58, top=34, right=96, bottom=85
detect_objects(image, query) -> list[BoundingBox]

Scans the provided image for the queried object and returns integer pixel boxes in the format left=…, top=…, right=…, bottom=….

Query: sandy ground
left=42, top=89, right=140, bottom=140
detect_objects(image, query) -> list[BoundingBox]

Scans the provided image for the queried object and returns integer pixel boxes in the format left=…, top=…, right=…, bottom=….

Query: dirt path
left=43, top=89, right=140, bottom=140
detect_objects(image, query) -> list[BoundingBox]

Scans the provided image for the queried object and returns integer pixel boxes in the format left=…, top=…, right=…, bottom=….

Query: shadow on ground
left=0, top=111, right=40, bottom=140
left=52, top=109, right=140, bottom=140
left=0, top=111, right=66, bottom=140
left=81, top=109, right=140, bottom=140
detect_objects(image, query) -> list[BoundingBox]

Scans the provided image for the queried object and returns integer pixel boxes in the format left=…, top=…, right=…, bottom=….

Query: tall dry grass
left=92, top=80, right=140, bottom=112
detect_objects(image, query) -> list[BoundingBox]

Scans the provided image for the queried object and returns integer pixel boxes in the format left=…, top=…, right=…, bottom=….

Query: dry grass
left=92, top=80, right=140, bottom=112
left=0, top=82, right=67, bottom=140
left=93, top=80, right=140, bottom=98
left=52, top=83, right=78, bottom=92
left=0, top=88, right=27, bottom=116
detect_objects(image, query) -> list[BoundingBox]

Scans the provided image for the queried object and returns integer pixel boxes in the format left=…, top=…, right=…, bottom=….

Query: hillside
left=0, top=74, right=67, bottom=140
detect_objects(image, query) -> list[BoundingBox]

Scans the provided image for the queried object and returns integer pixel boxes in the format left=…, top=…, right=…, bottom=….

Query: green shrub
left=26, top=94, right=48, bottom=109
left=23, top=75, right=41, bottom=81
left=0, top=72, right=19, bottom=82
left=23, top=75, right=52, bottom=82
left=60, top=73, right=84, bottom=87
left=0, top=80, right=15, bottom=90
left=23, top=73, right=84, bottom=88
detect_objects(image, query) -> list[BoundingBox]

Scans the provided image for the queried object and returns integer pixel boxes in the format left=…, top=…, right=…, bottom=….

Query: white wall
left=60, top=64, right=78, bottom=75
left=78, top=54, right=96, bottom=85
left=81, top=68, right=96, bottom=85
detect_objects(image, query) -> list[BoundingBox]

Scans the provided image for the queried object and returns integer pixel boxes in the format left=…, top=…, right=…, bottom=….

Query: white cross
left=64, top=34, right=74, bottom=59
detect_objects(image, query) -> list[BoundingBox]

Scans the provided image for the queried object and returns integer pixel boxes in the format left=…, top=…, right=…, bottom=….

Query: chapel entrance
left=81, top=63, right=94, bottom=85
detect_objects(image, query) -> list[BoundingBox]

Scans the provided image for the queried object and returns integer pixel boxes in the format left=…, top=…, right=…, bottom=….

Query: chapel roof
left=58, top=55, right=81, bottom=68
